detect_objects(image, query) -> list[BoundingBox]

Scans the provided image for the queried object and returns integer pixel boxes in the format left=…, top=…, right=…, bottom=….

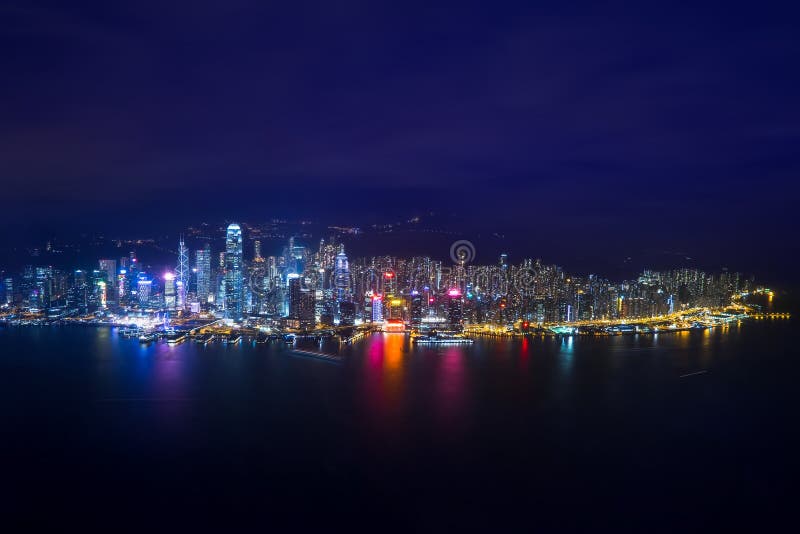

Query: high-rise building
left=288, top=274, right=315, bottom=329
left=164, top=272, right=176, bottom=309
left=117, top=269, right=128, bottom=305
left=334, top=244, right=351, bottom=303
left=98, top=259, right=117, bottom=302
left=410, top=290, right=423, bottom=328
left=371, top=294, right=383, bottom=323
left=195, top=244, right=212, bottom=305
left=3, top=277, right=13, bottom=305
left=92, top=269, right=108, bottom=309
left=339, top=301, right=355, bottom=326
left=137, top=275, right=152, bottom=306
left=224, top=223, right=244, bottom=320
left=67, top=271, right=88, bottom=312
left=34, top=267, right=53, bottom=311
left=446, top=288, right=464, bottom=331
left=267, top=256, right=278, bottom=281
left=176, top=237, right=189, bottom=310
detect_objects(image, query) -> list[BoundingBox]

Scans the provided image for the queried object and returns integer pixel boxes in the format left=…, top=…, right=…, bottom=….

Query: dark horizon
left=0, top=213, right=792, bottom=289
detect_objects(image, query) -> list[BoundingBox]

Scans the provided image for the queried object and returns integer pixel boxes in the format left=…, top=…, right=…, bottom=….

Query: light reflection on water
left=518, top=336, right=530, bottom=373
left=1, top=314, right=796, bottom=527
left=434, top=347, right=466, bottom=424
left=361, top=333, right=408, bottom=415
left=10, top=322, right=787, bottom=436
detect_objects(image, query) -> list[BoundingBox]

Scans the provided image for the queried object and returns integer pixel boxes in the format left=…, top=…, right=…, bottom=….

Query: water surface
left=1, top=320, right=797, bottom=530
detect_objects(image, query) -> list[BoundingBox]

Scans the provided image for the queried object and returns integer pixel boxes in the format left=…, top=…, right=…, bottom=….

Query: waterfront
left=1, top=318, right=797, bottom=530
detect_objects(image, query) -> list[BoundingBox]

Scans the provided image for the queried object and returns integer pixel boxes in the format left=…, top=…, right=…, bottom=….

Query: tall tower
left=176, top=237, right=189, bottom=310
left=446, top=288, right=464, bottom=332
left=371, top=294, right=383, bottom=323
left=98, top=259, right=117, bottom=302
left=137, top=276, right=151, bottom=306
left=224, top=223, right=244, bottom=320
left=195, top=244, right=211, bottom=305
left=164, top=272, right=176, bottom=309
left=334, top=244, right=351, bottom=303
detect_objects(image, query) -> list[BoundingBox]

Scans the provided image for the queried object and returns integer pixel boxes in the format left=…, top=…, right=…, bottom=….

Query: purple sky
left=1, top=1, right=798, bottom=279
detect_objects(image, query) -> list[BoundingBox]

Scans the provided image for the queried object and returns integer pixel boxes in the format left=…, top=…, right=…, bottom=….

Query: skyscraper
left=176, top=237, right=189, bottom=310
left=288, top=274, right=314, bottom=329
left=92, top=269, right=108, bottom=309
left=334, top=244, right=351, bottom=303
left=164, top=272, right=176, bottom=309
left=117, top=269, right=128, bottom=306
left=137, top=275, right=151, bottom=306
left=195, top=244, right=212, bottom=305
left=339, top=301, right=355, bottom=326
left=371, top=294, right=383, bottom=323
left=446, top=288, right=464, bottom=331
left=3, top=277, right=13, bottom=305
left=98, top=259, right=117, bottom=302
left=410, top=290, right=423, bottom=328
left=34, top=267, right=53, bottom=311
left=224, top=223, right=244, bottom=320
left=67, top=271, right=88, bottom=312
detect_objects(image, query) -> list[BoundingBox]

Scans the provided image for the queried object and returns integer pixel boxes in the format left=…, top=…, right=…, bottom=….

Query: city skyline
left=0, top=222, right=772, bottom=334
left=0, top=213, right=788, bottom=288
left=2, top=3, right=798, bottom=529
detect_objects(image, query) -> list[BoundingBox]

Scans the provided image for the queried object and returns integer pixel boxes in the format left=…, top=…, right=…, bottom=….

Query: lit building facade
left=224, top=223, right=244, bottom=320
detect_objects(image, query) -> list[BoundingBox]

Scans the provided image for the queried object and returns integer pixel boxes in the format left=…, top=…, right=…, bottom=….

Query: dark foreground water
left=2, top=320, right=798, bottom=531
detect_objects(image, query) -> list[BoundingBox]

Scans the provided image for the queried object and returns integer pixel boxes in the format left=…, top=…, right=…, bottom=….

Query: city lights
left=0, top=224, right=781, bottom=341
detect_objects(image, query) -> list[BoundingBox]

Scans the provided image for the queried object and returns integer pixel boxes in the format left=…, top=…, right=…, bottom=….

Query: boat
left=413, top=330, right=474, bottom=345
left=138, top=333, right=154, bottom=343
left=223, top=334, right=242, bottom=344
left=194, top=333, right=215, bottom=344
left=165, top=333, right=187, bottom=345
left=119, top=327, right=142, bottom=338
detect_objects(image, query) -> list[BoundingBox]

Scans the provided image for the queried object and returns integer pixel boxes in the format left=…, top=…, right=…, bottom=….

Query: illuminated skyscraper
left=176, top=237, right=189, bottom=310
left=34, top=267, right=53, bottom=311
left=137, top=275, right=151, bottom=306
left=117, top=269, right=128, bottom=305
left=288, top=273, right=315, bottom=329
left=91, top=269, right=108, bottom=310
left=288, top=275, right=300, bottom=313
left=224, top=223, right=244, bottom=320
left=446, top=288, right=464, bottom=331
left=334, top=244, right=351, bottom=302
left=410, top=290, right=423, bottom=328
left=67, top=270, right=88, bottom=312
left=3, top=277, right=13, bottom=305
left=98, top=259, right=117, bottom=302
left=371, top=294, right=383, bottom=323
left=164, top=272, right=176, bottom=309
left=195, top=244, right=212, bottom=305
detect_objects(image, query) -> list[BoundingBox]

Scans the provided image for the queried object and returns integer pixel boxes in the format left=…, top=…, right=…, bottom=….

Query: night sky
left=1, top=1, right=798, bottom=280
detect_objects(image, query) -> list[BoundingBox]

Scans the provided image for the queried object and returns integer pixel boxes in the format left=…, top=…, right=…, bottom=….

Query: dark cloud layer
left=1, top=1, right=798, bottom=279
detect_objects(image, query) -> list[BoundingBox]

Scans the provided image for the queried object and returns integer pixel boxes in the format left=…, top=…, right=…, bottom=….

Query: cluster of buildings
left=0, top=223, right=753, bottom=330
